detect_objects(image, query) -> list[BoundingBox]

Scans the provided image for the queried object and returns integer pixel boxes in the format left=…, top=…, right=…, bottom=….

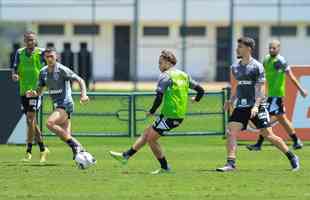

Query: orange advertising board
left=231, top=66, right=310, bottom=140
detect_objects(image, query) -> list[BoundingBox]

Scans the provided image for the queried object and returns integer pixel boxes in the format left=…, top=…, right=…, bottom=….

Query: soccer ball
left=74, top=151, right=96, bottom=169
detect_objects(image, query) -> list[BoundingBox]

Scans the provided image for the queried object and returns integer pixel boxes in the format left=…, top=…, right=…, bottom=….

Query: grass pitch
left=0, top=136, right=309, bottom=200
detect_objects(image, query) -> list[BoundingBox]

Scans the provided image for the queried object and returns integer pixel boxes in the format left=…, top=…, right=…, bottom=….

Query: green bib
left=17, top=48, right=44, bottom=95
left=161, top=69, right=190, bottom=118
left=263, top=55, right=287, bottom=97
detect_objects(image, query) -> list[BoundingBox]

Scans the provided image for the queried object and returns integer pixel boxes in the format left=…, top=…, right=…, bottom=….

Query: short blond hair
left=160, top=50, right=177, bottom=66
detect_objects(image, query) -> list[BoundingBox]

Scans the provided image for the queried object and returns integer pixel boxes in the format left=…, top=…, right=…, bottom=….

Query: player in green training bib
left=109, top=50, right=205, bottom=174
left=11, top=31, right=49, bottom=162
left=247, top=40, right=308, bottom=151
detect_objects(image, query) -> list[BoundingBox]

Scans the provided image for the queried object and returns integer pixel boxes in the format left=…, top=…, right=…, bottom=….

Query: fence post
left=128, top=94, right=132, bottom=137
left=40, top=95, right=44, bottom=133
left=222, top=87, right=231, bottom=139
left=132, top=93, right=137, bottom=137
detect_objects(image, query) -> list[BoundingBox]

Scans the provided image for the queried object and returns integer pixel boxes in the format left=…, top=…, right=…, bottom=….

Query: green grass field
left=2, top=90, right=309, bottom=200
left=0, top=137, right=309, bottom=200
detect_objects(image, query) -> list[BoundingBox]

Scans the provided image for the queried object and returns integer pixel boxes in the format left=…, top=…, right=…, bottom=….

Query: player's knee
left=46, top=120, right=55, bottom=129
left=26, top=115, right=35, bottom=124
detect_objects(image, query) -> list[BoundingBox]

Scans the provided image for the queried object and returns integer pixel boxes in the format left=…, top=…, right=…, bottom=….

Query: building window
left=38, top=24, right=64, bottom=35
left=73, top=24, right=100, bottom=35
left=180, top=26, right=206, bottom=37
left=143, top=26, right=169, bottom=36
left=271, top=26, right=297, bottom=37
left=307, top=26, right=310, bottom=36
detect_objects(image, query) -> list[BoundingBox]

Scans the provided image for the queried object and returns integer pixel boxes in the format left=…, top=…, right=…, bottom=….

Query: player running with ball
left=26, top=47, right=96, bottom=167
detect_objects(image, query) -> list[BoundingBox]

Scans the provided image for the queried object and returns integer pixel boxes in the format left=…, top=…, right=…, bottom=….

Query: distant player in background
left=216, top=37, right=299, bottom=172
left=246, top=40, right=308, bottom=151
left=11, top=31, right=49, bottom=162
left=109, top=50, right=205, bottom=174
left=26, top=47, right=96, bottom=167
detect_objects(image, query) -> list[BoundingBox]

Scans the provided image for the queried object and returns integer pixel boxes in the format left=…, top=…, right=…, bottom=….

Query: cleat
left=39, top=147, right=50, bottom=163
left=21, top=152, right=32, bottom=162
left=109, top=151, right=128, bottom=165
left=246, top=144, right=262, bottom=151
left=216, top=164, right=236, bottom=172
left=293, top=139, right=303, bottom=150
left=290, top=155, right=300, bottom=172
left=151, top=167, right=171, bottom=175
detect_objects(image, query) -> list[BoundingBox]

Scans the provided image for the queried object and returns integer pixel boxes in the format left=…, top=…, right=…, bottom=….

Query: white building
left=1, top=0, right=310, bottom=81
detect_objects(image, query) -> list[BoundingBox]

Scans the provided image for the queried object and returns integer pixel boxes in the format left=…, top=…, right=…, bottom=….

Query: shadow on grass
left=0, top=162, right=60, bottom=167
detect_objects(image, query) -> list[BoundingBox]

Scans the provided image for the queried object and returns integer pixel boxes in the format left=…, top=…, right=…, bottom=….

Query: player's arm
left=64, top=67, right=89, bottom=104
left=286, top=69, right=308, bottom=98
left=11, top=50, right=20, bottom=81
left=189, top=77, right=204, bottom=102
left=148, top=73, right=171, bottom=115
left=76, top=76, right=89, bottom=104
left=251, top=65, right=266, bottom=118
left=224, top=71, right=237, bottom=112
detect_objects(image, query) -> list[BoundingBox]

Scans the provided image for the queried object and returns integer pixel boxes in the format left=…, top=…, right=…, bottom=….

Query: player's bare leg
left=216, top=122, right=242, bottom=172
left=260, top=127, right=299, bottom=171
left=276, top=114, right=303, bottom=149
left=246, top=116, right=277, bottom=151
left=22, top=112, right=36, bottom=161
left=46, top=108, right=83, bottom=158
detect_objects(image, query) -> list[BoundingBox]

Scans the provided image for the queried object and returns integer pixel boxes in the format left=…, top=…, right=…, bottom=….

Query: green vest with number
left=161, top=69, right=190, bottom=119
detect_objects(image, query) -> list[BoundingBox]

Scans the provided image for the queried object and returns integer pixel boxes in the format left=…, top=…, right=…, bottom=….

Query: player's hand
left=80, top=95, right=89, bottom=105
left=25, top=90, right=37, bottom=98
left=12, top=73, right=19, bottom=81
left=250, top=105, right=259, bottom=118
left=300, top=89, right=308, bottom=98
left=190, top=96, right=197, bottom=103
left=224, top=100, right=232, bottom=111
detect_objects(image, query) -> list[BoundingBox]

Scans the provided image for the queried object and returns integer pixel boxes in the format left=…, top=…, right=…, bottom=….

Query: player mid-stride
left=246, top=39, right=307, bottom=151
left=12, top=31, right=49, bottom=162
left=216, top=37, right=300, bottom=172
left=26, top=47, right=95, bottom=167
left=109, top=50, right=205, bottom=174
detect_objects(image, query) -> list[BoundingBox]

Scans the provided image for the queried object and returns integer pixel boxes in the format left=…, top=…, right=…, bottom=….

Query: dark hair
left=24, top=31, right=36, bottom=38
left=44, top=47, right=57, bottom=54
left=237, top=37, right=255, bottom=50
left=160, top=50, right=177, bottom=66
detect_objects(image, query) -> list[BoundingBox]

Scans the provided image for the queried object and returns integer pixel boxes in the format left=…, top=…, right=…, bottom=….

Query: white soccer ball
left=75, top=151, right=96, bottom=170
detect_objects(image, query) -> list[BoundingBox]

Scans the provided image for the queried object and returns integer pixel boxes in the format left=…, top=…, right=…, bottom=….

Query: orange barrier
left=231, top=66, right=310, bottom=140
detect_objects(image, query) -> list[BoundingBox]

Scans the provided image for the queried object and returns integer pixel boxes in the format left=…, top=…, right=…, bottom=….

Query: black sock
left=289, top=133, right=298, bottom=143
left=158, top=157, right=168, bottom=170
left=227, top=158, right=236, bottom=166
left=123, top=147, right=137, bottom=159
left=285, top=151, right=295, bottom=160
left=256, top=135, right=265, bottom=146
left=26, top=143, right=32, bottom=154
left=66, top=138, right=79, bottom=155
left=38, top=142, right=45, bottom=152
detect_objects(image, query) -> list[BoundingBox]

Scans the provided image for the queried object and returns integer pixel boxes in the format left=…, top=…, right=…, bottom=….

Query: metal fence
left=39, top=89, right=229, bottom=137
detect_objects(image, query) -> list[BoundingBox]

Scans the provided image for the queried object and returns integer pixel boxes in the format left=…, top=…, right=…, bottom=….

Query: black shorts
left=152, top=115, right=183, bottom=136
left=20, top=96, right=41, bottom=113
left=229, top=105, right=270, bottom=131
left=267, top=97, right=285, bottom=115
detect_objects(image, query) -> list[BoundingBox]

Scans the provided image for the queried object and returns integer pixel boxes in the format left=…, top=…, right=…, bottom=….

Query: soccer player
left=109, top=50, right=205, bottom=174
left=216, top=37, right=300, bottom=172
left=26, top=47, right=96, bottom=166
left=246, top=40, right=307, bottom=151
left=11, top=31, right=49, bottom=162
